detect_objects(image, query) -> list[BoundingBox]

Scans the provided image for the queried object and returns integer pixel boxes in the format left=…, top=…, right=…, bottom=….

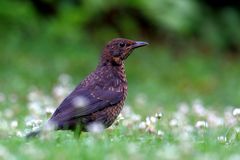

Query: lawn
left=0, top=39, right=240, bottom=160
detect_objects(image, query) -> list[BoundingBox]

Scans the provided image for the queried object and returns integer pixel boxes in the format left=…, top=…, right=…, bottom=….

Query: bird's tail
left=25, top=129, right=41, bottom=139
left=25, top=121, right=57, bottom=138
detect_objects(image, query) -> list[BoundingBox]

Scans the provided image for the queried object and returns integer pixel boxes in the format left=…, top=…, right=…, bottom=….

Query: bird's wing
left=50, top=88, right=123, bottom=123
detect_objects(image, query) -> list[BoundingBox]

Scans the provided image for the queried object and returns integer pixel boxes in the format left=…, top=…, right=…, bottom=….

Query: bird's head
left=101, top=38, right=148, bottom=65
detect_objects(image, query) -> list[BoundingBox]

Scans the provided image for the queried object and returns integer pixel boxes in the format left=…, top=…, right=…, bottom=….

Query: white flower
left=117, top=113, right=125, bottom=121
left=235, top=127, right=240, bottom=134
left=45, top=107, right=55, bottom=116
left=233, top=108, right=240, bottom=117
left=183, top=125, right=194, bottom=133
left=16, top=131, right=24, bottom=137
left=224, top=110, right=237, bottom=125
left=27, top=90, right=40, bottom=102
left=217, top=136, right=227, bottom=143
left=157, top=130, right=164, bottom=138
left=178, top=103, right=189, bottom=114
left=146, top=125, right=156, bottom=133
left=195, top=121, right=208, bottom=129
left=25, top=119, right=43, bottom=128
left=138, top=122, right=146, bottom=129
left=28, top=101, right=43, bottom=115
left=192, top=100, right=206, bottom=117
left=10, top=120, right=18, bottom=129
left=53, top=85, right=67, bottom=98
left=87, top=122, right=104, bottom=133
left=72, top=96, right=89, bottom=108
left=130, top=114, right=141, bottom=122
left=169, top=119, right=178, bottom=127
left=121, top=105, right=132, bottom=116
left=207, top=112, right=224, bottom=127
left=42, top=122, right=56, bottom=133
left=150, top=116, right=157, bottom=124
left=145, top=117, right=151, bottom=126
left=155, top=112, right=163, bottom=119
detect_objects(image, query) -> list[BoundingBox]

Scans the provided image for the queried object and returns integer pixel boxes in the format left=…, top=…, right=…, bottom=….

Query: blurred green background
left=0, top=0, right=240, bottom=112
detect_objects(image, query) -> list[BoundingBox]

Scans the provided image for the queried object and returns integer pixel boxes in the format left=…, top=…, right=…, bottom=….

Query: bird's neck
left=97, top=60, right=127, bottom=84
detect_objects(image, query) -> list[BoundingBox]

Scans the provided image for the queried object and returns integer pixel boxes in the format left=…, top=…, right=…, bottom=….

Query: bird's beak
left=132, top=41, right=149, bottom=49
left=123, top=40, right=149, bottom=60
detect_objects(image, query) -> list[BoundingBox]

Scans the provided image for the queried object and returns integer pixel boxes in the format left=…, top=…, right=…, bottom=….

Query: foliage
left=0, top=0, right=240, bottom=51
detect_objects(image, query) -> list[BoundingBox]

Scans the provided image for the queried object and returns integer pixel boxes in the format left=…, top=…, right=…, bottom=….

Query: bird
left=26, top=38, right=148, bottom=138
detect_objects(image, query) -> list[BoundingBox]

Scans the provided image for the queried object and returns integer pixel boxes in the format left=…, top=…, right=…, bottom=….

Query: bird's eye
left=119, top=42, right=125, bottom=47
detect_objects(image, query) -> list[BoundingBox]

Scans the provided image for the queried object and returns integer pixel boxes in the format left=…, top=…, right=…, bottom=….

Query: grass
left=0, top=38, right=240, bottom=160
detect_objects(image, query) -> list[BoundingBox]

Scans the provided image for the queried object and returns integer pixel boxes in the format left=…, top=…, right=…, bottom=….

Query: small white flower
left=195, top=121, right=208, bottom=129
left=42, top=122, right=56, bottom=132
left=25, top=119, right=43, bottom=128
left=217, top=136, right=227, bottom=143
left=183, top=125, right=194, bottom=133
left=121, top=105, right=132, bottom=116
left=150, top=116, right=157, bottom=124
left=87, top=122, right=104, bottom=133
left=179, top=132, right=192, bottom=142
left=169, top=119, right=178, bottom=127
left=157, top=130, right=164, bottom=138
left=16, top=131, right=24, bottom=137
left=192, top=100, right=206, bottom=117
left=207, top=112, right=224, bottom=127
left=224, top=110, right=237, bottom=125
left=28, top=101, right=43, bottom=115
left=53, top=86, right=67, bottom=98
left=145, top=117, right=151, bottom=126
left=45, top=107, right=55, bottom=116
left=235, top=127, right=240, bottom=133
left=72, top=96, right=89, bottom=108
left=27, top=90, right=39, bottom=101
left=138, top=122, right=146, bottom=129
left=155, top=112, right=163, bottom=119
left=178, top=103, right=189, bottom=114
left=130, top=114, right=141, bottom=122
left=117, top=113, right=125, bottom=121
left=146, top=125, right=156, bottom=133
left=10, top=120, right=18, bottom=129
left=233, top=108, right=240, bottom=118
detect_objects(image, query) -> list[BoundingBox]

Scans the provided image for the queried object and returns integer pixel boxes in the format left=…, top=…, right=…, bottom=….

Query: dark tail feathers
left=26, top=129, right=41, bottom=139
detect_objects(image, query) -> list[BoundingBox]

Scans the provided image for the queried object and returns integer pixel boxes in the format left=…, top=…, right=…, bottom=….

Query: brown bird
left=26, top=38, right=148, bottom=137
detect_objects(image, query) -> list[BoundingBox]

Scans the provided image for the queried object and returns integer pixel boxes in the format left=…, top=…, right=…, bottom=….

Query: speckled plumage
left=26, top=38, right=148, bottom=138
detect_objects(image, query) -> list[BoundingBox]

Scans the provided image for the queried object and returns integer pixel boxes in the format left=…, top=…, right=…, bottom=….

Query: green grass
left=0, top=129, right=238, bottom=160
left=0, top=38, right=240, bottom=160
